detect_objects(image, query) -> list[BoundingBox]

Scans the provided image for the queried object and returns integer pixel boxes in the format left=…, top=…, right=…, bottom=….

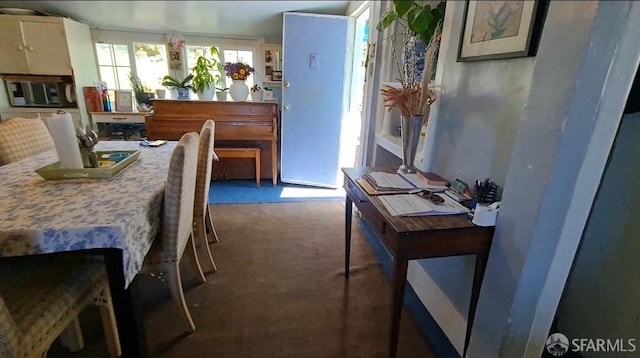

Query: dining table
left=0, top=140, right=176, bottom=357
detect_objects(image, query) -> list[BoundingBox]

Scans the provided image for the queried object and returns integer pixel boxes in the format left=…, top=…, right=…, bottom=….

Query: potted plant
left=215, top=86, right=229, bottom=101
left=191, top=47, right=224, bottom=101
left=161, top=74, right=194, bottom=100
left=250, top=84, right=263, bottom=102
left=129, top=73, right=155, bottom=106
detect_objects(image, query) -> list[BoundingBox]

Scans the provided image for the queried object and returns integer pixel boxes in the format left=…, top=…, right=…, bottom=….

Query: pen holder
left=472, top=204, right=498, bottom=227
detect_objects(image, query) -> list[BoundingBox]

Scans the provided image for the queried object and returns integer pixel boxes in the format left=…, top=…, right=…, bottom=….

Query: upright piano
left=145, top=99, right=278, bottom=184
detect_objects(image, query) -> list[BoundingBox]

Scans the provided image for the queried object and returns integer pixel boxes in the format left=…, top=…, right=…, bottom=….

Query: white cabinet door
left=0, top=20, right=29, bottom=74
left=0, top=19, right=71, bottom=75
left=22, top=22, right=71, bottom=75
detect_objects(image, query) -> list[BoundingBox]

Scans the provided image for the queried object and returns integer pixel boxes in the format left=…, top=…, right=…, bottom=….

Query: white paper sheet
left=368, top=172, right=415, bottom=189
left=379, top=194, right=470, bottom=216
left=44, top=112, right=83, bottom=169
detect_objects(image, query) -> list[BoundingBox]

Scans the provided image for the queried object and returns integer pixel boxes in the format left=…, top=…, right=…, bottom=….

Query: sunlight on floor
left=279, top=186, right=345, bottom=198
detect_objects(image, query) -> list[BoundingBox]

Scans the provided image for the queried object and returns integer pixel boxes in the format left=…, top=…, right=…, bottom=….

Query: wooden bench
left=214, top=147, right=261, bottom=187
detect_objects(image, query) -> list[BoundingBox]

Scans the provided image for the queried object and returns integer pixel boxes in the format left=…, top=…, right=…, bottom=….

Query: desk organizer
left=36, top=150, right=140, bottom=180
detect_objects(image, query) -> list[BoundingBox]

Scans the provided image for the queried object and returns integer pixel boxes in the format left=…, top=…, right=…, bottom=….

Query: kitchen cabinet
left=0, top=15, right=99, bottom=127
left=0, top=17, right=71, bottom=75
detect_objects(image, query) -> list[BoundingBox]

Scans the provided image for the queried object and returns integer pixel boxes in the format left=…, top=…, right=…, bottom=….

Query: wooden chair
left=0, top=255, right=121, bottom=357
left=194, top=120, right=219, bottom=273
left=139, top=132, right=206, bottom=333
left=0, top=116, right=54, bottom=166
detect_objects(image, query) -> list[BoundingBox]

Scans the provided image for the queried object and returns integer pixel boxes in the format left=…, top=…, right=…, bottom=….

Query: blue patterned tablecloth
left=0, top=141, right=175, bottom=288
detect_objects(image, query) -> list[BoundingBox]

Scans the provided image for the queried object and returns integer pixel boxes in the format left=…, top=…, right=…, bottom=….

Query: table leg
left=103, top=249, right=147, bottom=357
left=344, top=195, right=353, bottom=279
left=464, top=252, right=489, bottom=357
left=271, top=141, right=277, bottom=186
left=389, top=258, right=408, bottom=358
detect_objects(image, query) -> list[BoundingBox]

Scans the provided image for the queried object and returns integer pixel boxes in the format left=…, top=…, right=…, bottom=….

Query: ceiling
left=0, top=1, right=350, bottom=41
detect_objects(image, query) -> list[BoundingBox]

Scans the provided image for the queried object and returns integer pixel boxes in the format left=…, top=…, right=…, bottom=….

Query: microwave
left=3, top=75, right=77, bottom=108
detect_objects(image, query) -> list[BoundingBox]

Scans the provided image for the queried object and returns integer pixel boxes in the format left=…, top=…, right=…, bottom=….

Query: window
left=95, top=43, right=131, bottom=90
left=186, top=45, right=224, bottom=99
left=223, top=49, right=255, bottom=89
left=133, top=43, right=168, bottom=93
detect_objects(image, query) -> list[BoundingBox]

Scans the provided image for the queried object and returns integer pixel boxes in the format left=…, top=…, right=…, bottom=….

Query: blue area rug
left=209, top=179, right=345, bottom=204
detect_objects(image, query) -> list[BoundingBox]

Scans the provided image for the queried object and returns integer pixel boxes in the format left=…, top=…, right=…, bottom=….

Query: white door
left=280, top=13, right=349, bottom=188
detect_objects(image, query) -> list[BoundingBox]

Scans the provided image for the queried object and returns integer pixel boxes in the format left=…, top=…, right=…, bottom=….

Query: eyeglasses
left=416, top=190, right=445, bottom=204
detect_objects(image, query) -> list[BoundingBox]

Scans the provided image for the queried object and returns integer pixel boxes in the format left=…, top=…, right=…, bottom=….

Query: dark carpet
left=50, top=201, right=436, bottom=357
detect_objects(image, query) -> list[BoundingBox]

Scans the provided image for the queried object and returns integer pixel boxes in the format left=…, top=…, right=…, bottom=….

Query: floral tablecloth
left=0, top=141, right=176, bottom=288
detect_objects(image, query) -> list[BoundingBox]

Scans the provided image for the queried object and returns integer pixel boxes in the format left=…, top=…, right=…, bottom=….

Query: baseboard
left=356, top=217, right=461, bottom=358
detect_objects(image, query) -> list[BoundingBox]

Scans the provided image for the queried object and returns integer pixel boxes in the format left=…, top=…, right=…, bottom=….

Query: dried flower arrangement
left=380, top=24, right=442, bottom=119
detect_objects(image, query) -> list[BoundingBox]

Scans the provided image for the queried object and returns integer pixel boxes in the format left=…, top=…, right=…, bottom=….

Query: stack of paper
left=379, top=193, right=470, bottom=216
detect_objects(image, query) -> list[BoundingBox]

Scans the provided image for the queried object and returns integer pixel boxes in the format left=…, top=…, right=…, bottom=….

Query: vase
left=397, top=115, right=424, bottom=174
left=402, top=35, right=428, bottom=85
left=229, top=80, right=249, bottom=101
left=197, top=86, right=214, bottom=101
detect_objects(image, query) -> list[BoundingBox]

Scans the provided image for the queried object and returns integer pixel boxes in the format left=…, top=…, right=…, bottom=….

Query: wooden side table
left=342, top=167, right=494, bottom=358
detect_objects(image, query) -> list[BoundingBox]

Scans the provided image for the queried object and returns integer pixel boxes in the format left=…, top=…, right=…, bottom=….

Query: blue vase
left=402, top=36, right=428, bottom=85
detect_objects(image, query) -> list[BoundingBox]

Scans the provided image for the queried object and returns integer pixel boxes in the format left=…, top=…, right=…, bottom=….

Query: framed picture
left=168, top=48, right=182, bottom=70
left=457, top=0, right=548, bottom=62
left=115, top=90, right=133, bottom=112
left=272, top=71, right=282, bottom=81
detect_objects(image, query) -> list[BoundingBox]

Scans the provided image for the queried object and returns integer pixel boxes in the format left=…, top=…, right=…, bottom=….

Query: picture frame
left=272, top=71, right=282, bottom=82
left=457, top=0, right=548, bottom=62
left=115, top=90, right=133, bottom=112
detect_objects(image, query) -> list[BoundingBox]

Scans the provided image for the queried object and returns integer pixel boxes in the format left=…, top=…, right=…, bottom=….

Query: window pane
left=95, top=44, right=113, bottom=66
left=186, top=46, right=205, bottom=71
left=222, top=50, right=254, bottom=89
left=99, top=66, right=117, bottom=90
left=114, top=45, right=130, bottom=66
left=133, top=43, right=168, bottom=92
left=116, top=67, right=132, bottom=90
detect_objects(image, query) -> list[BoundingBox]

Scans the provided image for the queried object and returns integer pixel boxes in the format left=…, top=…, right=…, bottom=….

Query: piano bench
left=214, top=147, right=262, bottom=187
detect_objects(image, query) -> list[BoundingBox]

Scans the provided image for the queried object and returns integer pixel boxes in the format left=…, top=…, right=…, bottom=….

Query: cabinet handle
left=26, top=46, right=34, bottom=52
left=17, top=45, right=24, bottom=51
left=111, top=117, right=126, bottom=121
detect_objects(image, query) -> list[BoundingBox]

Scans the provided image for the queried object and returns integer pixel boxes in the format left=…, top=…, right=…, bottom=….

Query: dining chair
left=0, top=116, right=55, bottom=166
left=139, top=132, right=206, bottom=333
left=0, top=255, right=121, bottom=357
left=194, top=119, right=219, bottom=274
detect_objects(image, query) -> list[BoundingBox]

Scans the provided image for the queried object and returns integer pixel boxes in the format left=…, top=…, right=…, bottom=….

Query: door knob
left=283, top=81, right=290, bottom=88
left=283, top=105, right=290, bottom=111
left=17, top=45, right=23, bottom=51
left=26, top=46, right=34, bottom=52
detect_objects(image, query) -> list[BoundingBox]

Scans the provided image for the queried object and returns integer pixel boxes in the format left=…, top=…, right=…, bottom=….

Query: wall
left=470, top=1, right=640, bottom=357
left=401, top=1, right=640, bottom=356
left=406, top=1, right=537, bottom=352
left=554, top=111, right=640, bottom=354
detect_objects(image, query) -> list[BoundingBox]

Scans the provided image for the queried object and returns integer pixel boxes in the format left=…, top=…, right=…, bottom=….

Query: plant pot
left=134, top=92, right=155, bottom=106
left=216, top=92, right=227, bottom=101
left=155, top=89, right=166, bottom=99
left=176, top=88, right=191, bottom=100
left=197, top=87, right=215, bottom=101
left=252, top=90, right=263, bottom=102
left=229, top=80, right=249, bottom=101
